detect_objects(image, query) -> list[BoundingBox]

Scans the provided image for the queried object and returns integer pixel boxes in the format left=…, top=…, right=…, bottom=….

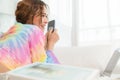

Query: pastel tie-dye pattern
left=0, top=23, right=59, bottom=70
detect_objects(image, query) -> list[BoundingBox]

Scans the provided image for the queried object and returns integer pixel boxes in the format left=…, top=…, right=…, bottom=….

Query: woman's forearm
left=46, top=50, right=60, bottom=64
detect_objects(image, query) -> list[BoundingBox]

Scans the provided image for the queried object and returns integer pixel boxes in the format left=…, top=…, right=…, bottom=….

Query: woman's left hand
left=45, top=29, right=59, bottom=50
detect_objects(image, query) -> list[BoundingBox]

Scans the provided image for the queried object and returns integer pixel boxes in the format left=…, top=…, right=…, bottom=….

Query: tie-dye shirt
left=0, top=22, right=59, bottom=70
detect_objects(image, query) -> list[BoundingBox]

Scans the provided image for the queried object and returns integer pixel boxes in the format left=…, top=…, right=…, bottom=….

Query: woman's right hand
left=46, top=29, right=59, bottom=50
left=0, top=63, right=9, bottom=73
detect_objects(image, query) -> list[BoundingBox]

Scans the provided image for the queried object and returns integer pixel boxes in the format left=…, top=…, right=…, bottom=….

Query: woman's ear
left=33, top=15, right=37, bottom=24
left=33, top=15, right=40, bottom=24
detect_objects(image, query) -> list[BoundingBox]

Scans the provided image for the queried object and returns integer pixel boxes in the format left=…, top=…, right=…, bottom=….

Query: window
left=78, top=0, right=120, bottom=46
left=46, top=0, right=120, bottom=47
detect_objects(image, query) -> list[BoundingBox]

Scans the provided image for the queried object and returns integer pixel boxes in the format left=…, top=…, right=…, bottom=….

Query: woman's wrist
left=47, top=45, right=54, bottom=50
left=46, top=43, right=54, bottom=50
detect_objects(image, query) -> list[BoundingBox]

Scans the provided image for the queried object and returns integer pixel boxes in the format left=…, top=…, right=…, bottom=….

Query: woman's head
left=15, top=0, right=48, bottom=31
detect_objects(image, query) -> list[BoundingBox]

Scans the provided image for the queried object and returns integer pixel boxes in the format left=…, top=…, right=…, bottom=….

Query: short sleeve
left=46, top=50, right=60, bottom=64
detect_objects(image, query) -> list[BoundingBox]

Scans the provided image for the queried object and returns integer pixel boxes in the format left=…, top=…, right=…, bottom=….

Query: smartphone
left=47, top=20, right=55, bottom=32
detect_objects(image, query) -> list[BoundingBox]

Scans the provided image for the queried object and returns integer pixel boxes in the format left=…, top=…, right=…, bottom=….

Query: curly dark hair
left=15, top=0, right=48, bottom=24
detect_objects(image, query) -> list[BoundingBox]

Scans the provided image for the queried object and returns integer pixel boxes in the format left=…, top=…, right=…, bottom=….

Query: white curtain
left=78, top=0, right=120, bottom=46
left=47, top=0, right=120, bottom=47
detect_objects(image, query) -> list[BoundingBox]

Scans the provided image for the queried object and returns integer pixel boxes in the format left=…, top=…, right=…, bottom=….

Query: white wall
left=0, top=0, right=18, bottom=32
left=0, top=0, right=18, bottom=15
left=54, top=44, right=120, bottom=74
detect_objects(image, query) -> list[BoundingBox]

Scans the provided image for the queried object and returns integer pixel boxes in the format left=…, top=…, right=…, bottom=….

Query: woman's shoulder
left=15, top=23, right=44, bottom=40
left=15, top=22, right=42, bottom=33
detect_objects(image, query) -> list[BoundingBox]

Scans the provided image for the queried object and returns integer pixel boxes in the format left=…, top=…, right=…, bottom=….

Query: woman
left=0, top=0, right=59, bottom=72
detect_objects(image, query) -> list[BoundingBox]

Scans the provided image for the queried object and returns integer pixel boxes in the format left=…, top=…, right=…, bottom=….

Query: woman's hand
left=0, top=63, right=9, bottom=73
left=45, top=29, right=59, bottom=50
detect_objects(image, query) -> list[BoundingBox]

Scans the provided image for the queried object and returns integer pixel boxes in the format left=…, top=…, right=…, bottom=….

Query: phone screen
left=47, top=20, right=55, bottom=32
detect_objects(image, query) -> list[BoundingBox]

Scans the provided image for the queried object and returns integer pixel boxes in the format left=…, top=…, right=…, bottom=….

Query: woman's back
left=0, top=23, right=47, bottom=70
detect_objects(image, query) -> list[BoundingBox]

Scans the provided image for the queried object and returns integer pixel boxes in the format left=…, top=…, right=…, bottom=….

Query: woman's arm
left=28, top=25, right=47, bottom=63
left=46, top=50, right=60, bottom=64
left=45, top=29, right=60, bottom=63
left=0, top=63, right=9, bottom=73
left=29, top=25, right=59, bottom=63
